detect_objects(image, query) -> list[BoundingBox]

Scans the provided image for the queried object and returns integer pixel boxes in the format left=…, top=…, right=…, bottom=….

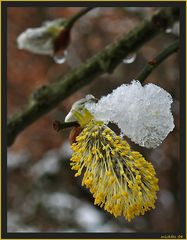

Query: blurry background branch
left=7, top=7, right=179, bottom=147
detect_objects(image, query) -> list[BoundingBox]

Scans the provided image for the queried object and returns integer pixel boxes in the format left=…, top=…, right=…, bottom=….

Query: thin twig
left=65, top=7, right=95, bottom=29
left=137, top=40, right=179, bottom=83
left=7, top=7, right=179, bottom=146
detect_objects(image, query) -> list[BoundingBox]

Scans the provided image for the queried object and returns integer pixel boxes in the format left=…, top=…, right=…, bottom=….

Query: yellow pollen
left=70, top=117, right=159, bottom=222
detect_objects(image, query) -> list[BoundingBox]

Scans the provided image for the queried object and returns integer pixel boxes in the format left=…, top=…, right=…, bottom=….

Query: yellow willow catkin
left=70, top=119, right=159, bottom=222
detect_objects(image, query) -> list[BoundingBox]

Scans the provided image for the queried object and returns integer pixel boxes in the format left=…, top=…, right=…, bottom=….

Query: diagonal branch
left=137, top=40, right=179, bottom=83
left=7, top=7, right=179, bottom=147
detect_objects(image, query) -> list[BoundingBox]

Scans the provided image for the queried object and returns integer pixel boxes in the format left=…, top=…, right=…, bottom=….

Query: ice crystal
left=86, top=80, right=174, bottom=148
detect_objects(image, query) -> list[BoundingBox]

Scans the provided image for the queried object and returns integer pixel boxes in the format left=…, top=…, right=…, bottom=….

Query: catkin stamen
left=71, top=119, right=159, bottom=222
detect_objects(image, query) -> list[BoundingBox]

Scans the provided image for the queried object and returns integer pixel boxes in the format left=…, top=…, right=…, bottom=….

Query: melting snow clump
left=86, top=80, right=174, bottom=148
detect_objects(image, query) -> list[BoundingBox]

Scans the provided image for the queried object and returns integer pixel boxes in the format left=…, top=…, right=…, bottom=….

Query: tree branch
left=65, top=7, right=96, bottom=29
left=7, top=7, right=179, bottom=147
left=137, top=40, right=179, bottom=83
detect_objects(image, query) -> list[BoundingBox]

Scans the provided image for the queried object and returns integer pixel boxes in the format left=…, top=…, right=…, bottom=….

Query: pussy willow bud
left=64, top=80, right=174, bottom=221
left=69, top=108, right=159, bottom=221
left=17, top=19, right=71, bottom=56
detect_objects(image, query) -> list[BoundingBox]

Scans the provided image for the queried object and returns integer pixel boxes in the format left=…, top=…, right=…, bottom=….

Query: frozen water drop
left=53, top=50, right=68, bottom=64
left=123, top=53, right=136, bottom=64
left=165, top=28, right=172, bottom=33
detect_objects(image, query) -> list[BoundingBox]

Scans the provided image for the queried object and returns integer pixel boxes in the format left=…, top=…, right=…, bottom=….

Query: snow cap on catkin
left=86, top=80, right=174, bottom=148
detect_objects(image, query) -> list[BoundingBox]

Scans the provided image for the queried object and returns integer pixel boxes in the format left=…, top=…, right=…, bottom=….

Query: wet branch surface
left=7, top=7, right=179, bottom=146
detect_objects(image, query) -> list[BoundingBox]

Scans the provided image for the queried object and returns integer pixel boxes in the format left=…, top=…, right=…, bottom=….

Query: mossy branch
left=7, top=7, right=179, bottom=146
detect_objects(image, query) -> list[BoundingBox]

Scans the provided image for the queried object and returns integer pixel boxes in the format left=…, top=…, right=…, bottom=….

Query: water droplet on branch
left=53, top=50, right=68, bottom=64
left=123, top=53, right=136, bottom=64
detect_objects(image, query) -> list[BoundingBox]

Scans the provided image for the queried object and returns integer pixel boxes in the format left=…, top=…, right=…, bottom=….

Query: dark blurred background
left=7, top=7, right=180, bottom=233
